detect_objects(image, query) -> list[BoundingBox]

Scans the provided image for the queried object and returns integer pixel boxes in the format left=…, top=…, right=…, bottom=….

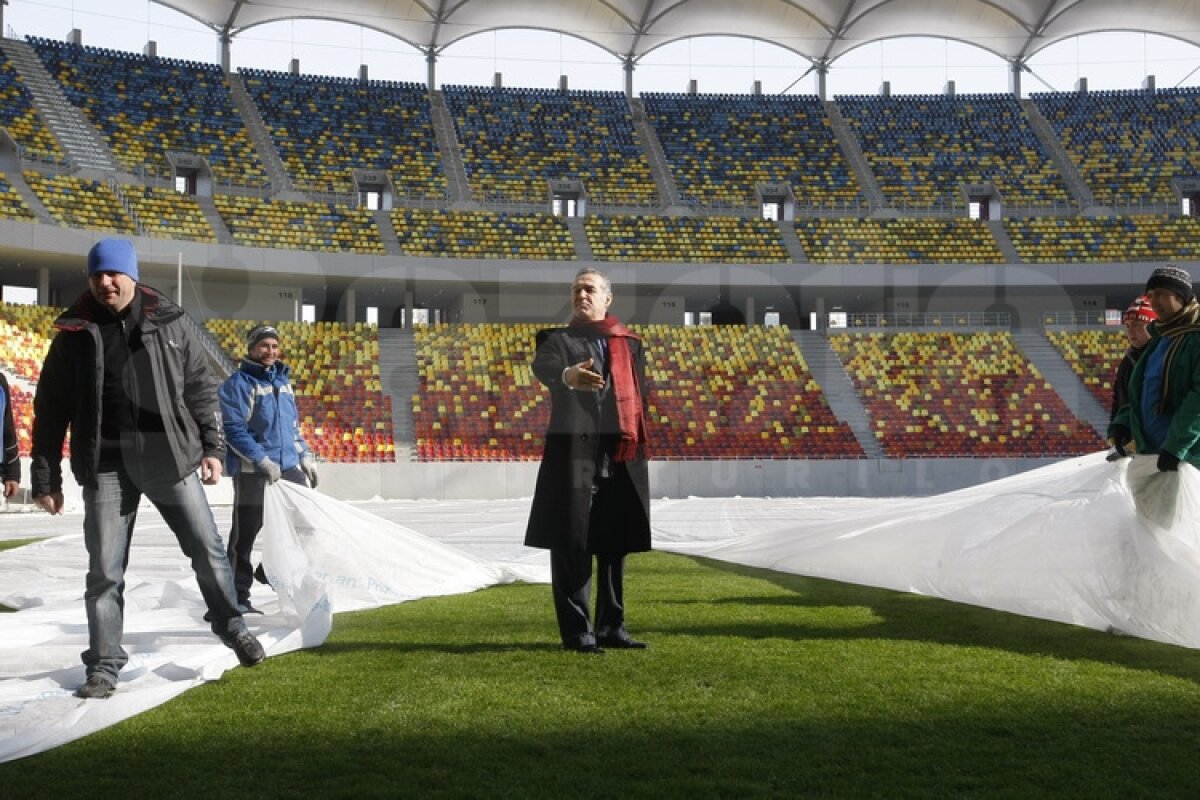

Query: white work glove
left=255, top=457, right=281, bottom=484
left=300, top=454, right=319, bottom=488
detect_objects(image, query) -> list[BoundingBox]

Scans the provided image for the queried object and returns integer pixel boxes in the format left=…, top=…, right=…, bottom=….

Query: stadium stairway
left=564, top=216, right=592, bottom=260
left=823, top=101, right=886, bottom=210
left=373, top=209, right=401, bottom=255
left=1020, top=99, right=1093, bottom=211
left=628, top=97, right=683, bottom=208
left=193, top=193, right=233, bottom=243
left=1011, top=329, right=1109, bottom=437
left=793, top=330, right=884, bottom=458
left=226, top=71, right=294, bottom=195
left=777, top=220, right=808, bottom=262
left=378, top=327, right=417, bottom=460
left=987, top=219, right=1021, bottom=262
left=0, top=38, right=120, bottom=173
left=428, top=91, right=473, bottom=204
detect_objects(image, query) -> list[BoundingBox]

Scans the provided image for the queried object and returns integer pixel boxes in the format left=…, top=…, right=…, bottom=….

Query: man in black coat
left=525, top=268, right=651, bottom=654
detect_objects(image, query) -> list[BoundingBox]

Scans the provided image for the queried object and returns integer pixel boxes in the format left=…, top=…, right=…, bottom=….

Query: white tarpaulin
left=0, top=482, right=548, bottom=764
left=4, top=453, right=1200, bottom=763
left=654, top=453, right=1200, bottom=647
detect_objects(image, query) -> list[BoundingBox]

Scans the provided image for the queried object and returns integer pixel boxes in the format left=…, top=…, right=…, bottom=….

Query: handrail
left=179, top=312, right=236, bottom=379
left=832, top=311, right=1012, bottom=330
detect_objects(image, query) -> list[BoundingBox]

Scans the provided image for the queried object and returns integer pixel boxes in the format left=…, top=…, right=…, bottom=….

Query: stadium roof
left=160, top=1, right=1200, bottom=69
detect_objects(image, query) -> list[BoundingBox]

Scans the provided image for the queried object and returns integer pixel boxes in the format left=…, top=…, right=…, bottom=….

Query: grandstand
left=0, top=1, right=1195, bottom=499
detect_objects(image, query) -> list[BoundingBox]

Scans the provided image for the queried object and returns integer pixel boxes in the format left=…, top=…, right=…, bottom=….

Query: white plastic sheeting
left=0, top=482, right=547, bottom=764
left=654, top=453, right=1200, bottom=648
left=4, top=453, right=1200, bottom=764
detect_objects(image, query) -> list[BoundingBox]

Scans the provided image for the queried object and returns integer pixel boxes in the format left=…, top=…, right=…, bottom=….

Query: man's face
left=1147, top=287, right=1185, bottom=321
left=249, top=337, right=281, bottom=367
left=571, top=273, right=612, bottom=323
left=1124, top=318, right=1151, bottom=348
left=88, top=271, right=136, bottom=313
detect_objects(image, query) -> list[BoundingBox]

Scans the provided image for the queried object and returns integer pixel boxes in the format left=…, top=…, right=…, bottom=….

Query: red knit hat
left=1122, top=295, right=1157, bottom=324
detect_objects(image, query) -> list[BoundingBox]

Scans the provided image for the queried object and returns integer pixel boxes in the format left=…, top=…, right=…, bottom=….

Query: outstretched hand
left=566, top=358, right=605, bottom=392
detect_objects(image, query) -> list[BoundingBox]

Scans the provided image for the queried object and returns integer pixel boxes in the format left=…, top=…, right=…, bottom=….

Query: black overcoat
left=524, top=326, right=651, bottom=554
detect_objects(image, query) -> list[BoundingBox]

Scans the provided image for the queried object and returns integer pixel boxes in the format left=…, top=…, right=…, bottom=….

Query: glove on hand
left=1108, top=425, right=1131, bottom=458
left=1157, top=451, right=1181, bottom=472
left=300, top=454, right=319, bottom=488
left=256, top=457, right=282, bottom=483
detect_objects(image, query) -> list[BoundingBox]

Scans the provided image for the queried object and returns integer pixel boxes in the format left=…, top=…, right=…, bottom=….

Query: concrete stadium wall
left=13, top=457, right=1065, bottom=513
left=307, top=457, right=1063, bottom=501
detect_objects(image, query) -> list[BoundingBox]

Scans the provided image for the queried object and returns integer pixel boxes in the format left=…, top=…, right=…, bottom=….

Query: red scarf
left=568, top=315, right=647, bottom=462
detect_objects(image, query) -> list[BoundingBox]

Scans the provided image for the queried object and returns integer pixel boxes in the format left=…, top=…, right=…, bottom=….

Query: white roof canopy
left=158, top=0, right=1200, bottom=69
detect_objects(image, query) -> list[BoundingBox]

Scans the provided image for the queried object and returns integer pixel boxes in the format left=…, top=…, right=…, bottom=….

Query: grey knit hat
left=1145, top=264, right=1194, bottom=303
left=245, top=324, right=281, bottom=352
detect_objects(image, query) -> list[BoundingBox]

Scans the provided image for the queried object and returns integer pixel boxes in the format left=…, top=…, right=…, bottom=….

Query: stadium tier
left=241, top=68, right=445, bottom=197
left=214, top=194, right=385, bottom=253
left=836, top=93, right=1070, bottom=208
left=585, top=215, right=790, bottom=262
left=1032, top=87, right=1200, bottom=205
left=27, top=37, right=266, bottom=185
left=123, top=185, right=217, bottom=243
left=442, top=85, right=658, bottom=205
left=390, top=209, right=575, bottom=259
left=0, top=305, right=1127, bottom=463
left=1005, top=215, right=1200, bottom=263
left=830, top=331, right=1105, bottom=457
left=794, top=218, right=1005, bottom=263
left=23, top=171, right=136, bottom=233
left=413, top=324, right=863, bottom=461
left=641, top=93, right=861, bottom=207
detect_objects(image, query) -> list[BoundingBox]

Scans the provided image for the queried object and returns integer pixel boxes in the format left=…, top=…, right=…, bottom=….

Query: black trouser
left=550, top=478, right=628, bottom=648
left=227, top=467, right=307, bottom=606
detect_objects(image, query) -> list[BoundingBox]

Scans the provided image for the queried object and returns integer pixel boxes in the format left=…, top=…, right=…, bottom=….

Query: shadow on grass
left=4, top=697, right=1198, bottom=799
left=658, top=555, right=1200, bottom=685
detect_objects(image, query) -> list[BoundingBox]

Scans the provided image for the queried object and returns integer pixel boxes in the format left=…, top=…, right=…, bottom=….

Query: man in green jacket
left=1109, top=264, right=1200, bottom=471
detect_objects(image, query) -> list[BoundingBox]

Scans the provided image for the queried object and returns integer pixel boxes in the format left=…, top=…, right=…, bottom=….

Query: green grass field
left=2, top=550, right=1199, bottom=798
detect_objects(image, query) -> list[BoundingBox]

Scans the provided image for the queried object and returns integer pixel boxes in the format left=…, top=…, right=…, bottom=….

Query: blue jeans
left=81, top=467, right=246, bottom=680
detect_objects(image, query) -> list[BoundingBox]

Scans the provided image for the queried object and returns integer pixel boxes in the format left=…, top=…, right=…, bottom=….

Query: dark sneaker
left=221, top=629, right=266, bottom=666
left=75, top=674, right=116, bottom=699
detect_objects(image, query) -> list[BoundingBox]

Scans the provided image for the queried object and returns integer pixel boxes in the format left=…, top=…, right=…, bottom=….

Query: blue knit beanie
left=87, top=238, right=139, bottom=281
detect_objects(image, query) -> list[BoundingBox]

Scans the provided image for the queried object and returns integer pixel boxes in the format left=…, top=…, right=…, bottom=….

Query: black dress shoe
left=597, top=635, right=647, bottom=649
left=564, top=643, right=606, bottom=655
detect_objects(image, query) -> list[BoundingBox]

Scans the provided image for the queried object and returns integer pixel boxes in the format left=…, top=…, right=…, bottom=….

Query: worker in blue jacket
left=218, top=324, right=318, bottom=612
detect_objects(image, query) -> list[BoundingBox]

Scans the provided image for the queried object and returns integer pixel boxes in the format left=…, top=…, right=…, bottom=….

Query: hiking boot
left=75, top=674, right=116, bottom=699
left=221, top=629, right=266, bottom=667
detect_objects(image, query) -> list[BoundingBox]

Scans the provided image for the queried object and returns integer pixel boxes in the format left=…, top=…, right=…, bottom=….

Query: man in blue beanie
left=31, top=238, right=266, bottom=699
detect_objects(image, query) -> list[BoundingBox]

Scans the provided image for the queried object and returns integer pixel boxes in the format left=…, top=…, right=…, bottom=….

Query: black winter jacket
left=31, top=285, right=224, bottom=496
left=0, top=374, right=20, bottom=484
